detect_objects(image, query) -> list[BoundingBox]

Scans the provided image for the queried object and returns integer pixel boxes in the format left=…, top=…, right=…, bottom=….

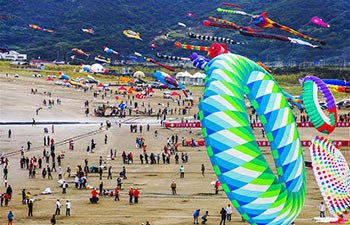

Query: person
left=90, top=189, right=99, bottom=204
left=62, top=181, right=68, bottom=194
left=107, top=166, right=112, bottom=179
left=8, top=210, right=14, bottom=225
left=28, top=199, right=33, bottom=216
left=193, top=209, right=200, bottom=224
left=215, top=180, right=220, bottom=194
left=201, top=164, right=205, bottom=177
left=8, top=129, right=11, bottom=138
left=99, top=182, right=104, bottom=195
left=320, top=202, right=325, bottom=217
left=180, top=165, right=184, bottom=178
left=114, top=187, right=119, bottom=201
left=55, top=199, right=62, bottom=215
left=104, top=134, right=108, bottom=144
left=22, top=189, right=26, bottom=204
left=129, top=187, right=133, bottom=204
left=171, top=180, right=177, bottom=195
left=66, top=200, right=71, bottom=216
left=134, top=188, right=139, bottom=204
left=220, top=207, right=227, bottom=225
left=226, top=204, right=232, bottom=222
left=201, top=211, right=209, bottom=224
left=51, top=215, right=56, bottom=225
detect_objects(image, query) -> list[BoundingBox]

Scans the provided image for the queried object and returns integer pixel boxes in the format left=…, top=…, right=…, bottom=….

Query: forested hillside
left=0, top=0, right=349, bottom=64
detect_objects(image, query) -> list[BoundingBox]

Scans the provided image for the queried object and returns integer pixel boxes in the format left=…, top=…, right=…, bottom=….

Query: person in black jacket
left=220, top=208, right=226, bottom=225
left=28, top=199, right=33, bottom=216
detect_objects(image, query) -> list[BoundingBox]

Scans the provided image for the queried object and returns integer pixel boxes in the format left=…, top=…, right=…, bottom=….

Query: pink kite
left=311, top=17, right=330, bottom=28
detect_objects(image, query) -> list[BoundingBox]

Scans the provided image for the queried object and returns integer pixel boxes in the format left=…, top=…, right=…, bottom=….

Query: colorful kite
left=82, top=28, right=94, bottom=34
left=72, top=48, right=90, bottom=57
left=156, top=53, right=190, bottom=61
left=95, top=55, right=110, bottom=64
left=136, top=93, right=147, bottom=99
left=123, top=30, right=142, bottom=40
left=204, top=17, right=263, bottom=32
left=187, top=12, right=195, bottom=18
left=217, top=8, right=252, bottom=16
left=153, top=71, right=185, bottom=89
left=256, top=61, right=271, bottom=72
left=188, top=33, right=238, bottom=45
left=147, top=58, right=176, bottom=72
left=104, top=46, right=118, bottom=55
left=199, top=53, right=306, bottom=225
left=239, top=30, right=321, bottom=48
left=174, top=41, right=208, bottom=51
left=322, top=79, right=350, bottom=87
left=301, top=76, right=337, bottom=134
left=29, top=25, right=56, bottom=33
left=251, top=12, right=326, bottom=45
left=221, top=2, right=243, bottom=8
left=119, top=76, right=135, bottom=84
left=149, top=43, right=158, bottom=49
left=311, top=17, right=330, bottom=28
left=328, top=85, right=350, bottom=94
left=0, top=14, right=13, bottom=19
left=310, top=136, right=350, bottom=219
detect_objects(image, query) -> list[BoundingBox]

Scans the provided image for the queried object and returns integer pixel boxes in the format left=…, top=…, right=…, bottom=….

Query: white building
left=0, top=50, right=27, bottom=61
left=176, top=71, right=192, bottom=85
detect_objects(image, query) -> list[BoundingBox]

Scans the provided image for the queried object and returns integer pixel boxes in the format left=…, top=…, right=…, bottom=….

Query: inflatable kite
left=174, top=42, right=208, bottom=51
left=204, top=17, right=263, bottom=32
left=207, top=43, right=229, bottom=58
left=199, top=53, right=306, bottom=225
left=153, top=71, right=185, bottom=89
left=256, top=61, right=271, bottom=73
left=147, top=58, right=176, bottom=72
left=322, top=79, right=350, bottom=87
left=239, top=30, right=321, bottom=48
left=156, top=53, right=190, bottom=61
left=134, top=52, right=142, bottom=57
left=311, top=17, right=330, bottom=28
left=82, top=28, right=94, bottom=34
left=301, top=76, right=337, bottom=134
left=95, top=55, right=110, bottom=64
left=188, top=33, right=238, bottom=45
left=104, top=46, right=118, bottom=55
left=29, top=25, right=56, bottom=33
left=328, top=85, right=350, bottom=94
left=0, top=14, right=13, bottom=19
left=221, top=2, right=243, bottom=8
left=119, top=76, right=134, bottom=84
left=72, top=48, right=89, bottom=57
left=187, top=12, right=195, bottom=18
left=123, top=30, right=142, bottom=40
left=310, top=136, right=350, bottom=219
left=217, top=8, right=253, bottom=16
left=149, top=43, right=158, bottom=49
left=251, top=12, right=326, bottom=45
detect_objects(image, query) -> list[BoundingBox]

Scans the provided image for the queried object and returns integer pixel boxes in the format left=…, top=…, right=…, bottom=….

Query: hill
left=0, top=0, right=349, bottom=64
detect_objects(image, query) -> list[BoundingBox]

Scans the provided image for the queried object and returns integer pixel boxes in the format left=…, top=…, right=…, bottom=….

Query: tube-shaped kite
left=156, top=53, right=190, bottom=61
left=302, top=76, right=337, bottom=134
left=123, top=30, right=142, bottom=40
left=206, top=17, right=263, bottom=32
left=104, top=46, right=118, bottom=55
left=311, top=17, right=330, bottom=28
left=147, top=58, right=176, bottom=72
left=199, top=53, right=306, bottom=225
left=217, top=8, right=252, bottom=16
left=174, top=42, right=208, bottom=51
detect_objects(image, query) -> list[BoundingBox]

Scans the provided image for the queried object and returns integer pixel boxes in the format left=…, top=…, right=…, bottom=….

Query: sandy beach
left=0, top=73, right=349, bottom=225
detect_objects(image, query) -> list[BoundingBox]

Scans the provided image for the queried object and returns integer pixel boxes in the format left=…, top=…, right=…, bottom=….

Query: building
left=0, top=50, right=27, bottom=61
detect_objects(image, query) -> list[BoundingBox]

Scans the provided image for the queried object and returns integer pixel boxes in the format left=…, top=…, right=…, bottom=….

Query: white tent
left=176, top=71, right=192, bottom=85
left=192, top=72, right=206, bottom=86
left=91, top=64, right=104, bottom=73
left=133, top=71, right=145, bottom=78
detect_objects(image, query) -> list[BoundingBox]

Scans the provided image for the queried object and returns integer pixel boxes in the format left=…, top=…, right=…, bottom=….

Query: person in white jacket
left=226, top=204, right=232, bottom=222
left=66, top=200, right=71, bottom=216
left=320, top=202, right=325, bottom=217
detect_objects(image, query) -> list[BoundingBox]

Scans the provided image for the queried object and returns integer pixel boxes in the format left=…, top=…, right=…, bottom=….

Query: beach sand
left=0, top=73, right=349, bottom=224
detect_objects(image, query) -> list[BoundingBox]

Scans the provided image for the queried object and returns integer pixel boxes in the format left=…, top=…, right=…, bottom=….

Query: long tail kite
left=221, top=2, right=243, bottom=8
left=174, top=41, right=208, bottom=51
left=156, top=53, right=190, bottom=61
left=239, top=30, right=321, bottom=48
left=29, top=25, right=56, bottom=33
left=188, top=33, right=241, bottom=45
left=251, top=12, right=326, bottom=45
left=217, top=8, right=253, bottom=16
left=205, top=17, right=263, bottom=32
left=147, top=58, right=176, bottom=72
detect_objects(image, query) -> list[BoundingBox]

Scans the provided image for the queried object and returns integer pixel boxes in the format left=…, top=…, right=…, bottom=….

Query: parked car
left=32, top=73, right=42, bottom=77
left=337, top=99, right=350, bottom=108
left=14, top=73, right=19, bottom=78
left=48, top=75, right=56, bottom=79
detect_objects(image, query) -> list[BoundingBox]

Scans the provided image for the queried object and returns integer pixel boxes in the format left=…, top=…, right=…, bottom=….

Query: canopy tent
left=170, top=91, right=180, bottom=96
left=118, top=86, right=126, bottom=90
left=146, top=89, right=154, bottom=93
left=97, top=83, right=105, bottom=87
left=47, top=77, right=54, bottom=81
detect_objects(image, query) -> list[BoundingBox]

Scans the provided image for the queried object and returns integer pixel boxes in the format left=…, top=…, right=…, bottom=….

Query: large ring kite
left=310, top=136, right=350, bottom=219
left=199, top=53, right=306, bottom=225
left=302, top=76, right=337, bottom=134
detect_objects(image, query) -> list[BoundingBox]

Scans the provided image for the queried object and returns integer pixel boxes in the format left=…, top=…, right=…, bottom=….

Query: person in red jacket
left=128, top=188, right=133, bottom=204
left=91, top=189, right=98, bottom=204
left=133, top=188, right=139, bottom=204
left=114, top=187, right=119, bottom=201
left=4, top=193, right=9, bottom=206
